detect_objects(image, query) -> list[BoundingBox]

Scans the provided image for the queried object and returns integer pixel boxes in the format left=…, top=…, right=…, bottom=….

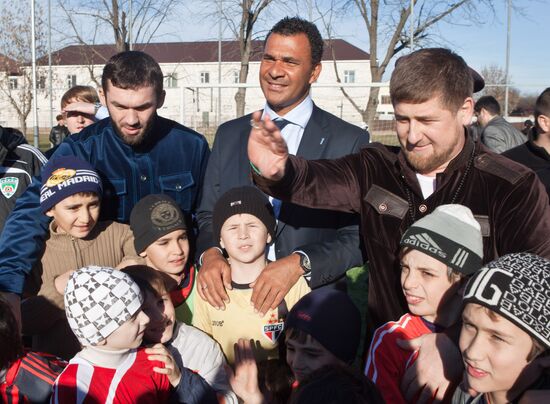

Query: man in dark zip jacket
left=0, top=51, right=210, bottom=327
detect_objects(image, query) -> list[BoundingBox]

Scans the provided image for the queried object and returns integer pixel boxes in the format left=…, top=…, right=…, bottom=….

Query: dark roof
left=0, top=53, right=21, bottom=74
left=47, top=39, right=369, bottom=66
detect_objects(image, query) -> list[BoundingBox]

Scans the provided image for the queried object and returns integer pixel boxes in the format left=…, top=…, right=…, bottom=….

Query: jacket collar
left=527, top=140, right=550, bottom=161
left=107, top=114, right=165, bottom=154
left=76, top=345, right=133, bottom=368
left=397, top=129, right=475, bottom=197
left=47, top=220, right=108, bottom=250
left=262, top=95, right=313, bottom=129
left=442, top=132, right=475, bottom=175
left=296, top=104, right=331, bottom=160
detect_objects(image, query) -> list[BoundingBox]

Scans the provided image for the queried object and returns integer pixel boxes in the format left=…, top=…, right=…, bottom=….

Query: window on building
left=344, top=70, right=355, bottom=83
left=67, top=74, right=77, bottom=88
left=233, top=70, right=239, bottom=84
left=164, top=73, right=178, bottom=88
left=381, top=95, right=391, bottom=105
left=200, top=72, right=210, bottom=84
left=8, top=77, right=18, bottom=90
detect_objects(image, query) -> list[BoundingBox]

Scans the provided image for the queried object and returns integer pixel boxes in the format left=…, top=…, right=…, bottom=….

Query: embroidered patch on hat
left=0, top=177, right=19, bottom=199
left=150, top=201, right=182, bottom=227
left=39, top=156, right=103, bottom=213
left=45, top=168, right=77, bottom=187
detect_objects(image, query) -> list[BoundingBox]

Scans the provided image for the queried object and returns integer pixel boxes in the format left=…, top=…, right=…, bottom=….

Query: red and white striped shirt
left=364, top=313, right=433, bottom=404
left=51, top=348, right=171, bottom=404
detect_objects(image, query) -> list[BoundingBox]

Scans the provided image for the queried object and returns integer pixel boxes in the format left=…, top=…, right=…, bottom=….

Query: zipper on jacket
left=70, top=236, right=84, bottom=269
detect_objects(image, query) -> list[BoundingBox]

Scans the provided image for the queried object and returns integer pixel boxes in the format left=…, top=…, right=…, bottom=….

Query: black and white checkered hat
left=463, top=253, right=550, bottom=349
left=64, top=266, right=143, bottom=346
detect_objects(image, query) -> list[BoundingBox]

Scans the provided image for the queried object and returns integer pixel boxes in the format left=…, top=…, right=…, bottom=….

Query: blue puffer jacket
left=0, top=116, right=209, bottom=295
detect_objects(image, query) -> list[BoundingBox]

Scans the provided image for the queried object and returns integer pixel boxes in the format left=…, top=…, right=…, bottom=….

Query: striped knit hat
left=40, top=155, right=102, bottom=213
left=400, top=204, right=483, bottom=275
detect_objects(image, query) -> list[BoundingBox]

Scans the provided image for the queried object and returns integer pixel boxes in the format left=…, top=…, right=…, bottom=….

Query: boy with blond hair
left=193, top=186, right=310, bottom=363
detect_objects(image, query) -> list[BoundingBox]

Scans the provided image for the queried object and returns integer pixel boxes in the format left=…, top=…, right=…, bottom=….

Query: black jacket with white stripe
left=0, top=127, right=46, bottom=235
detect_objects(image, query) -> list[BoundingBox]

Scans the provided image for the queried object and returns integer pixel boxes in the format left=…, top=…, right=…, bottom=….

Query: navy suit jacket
left=196, top=104, right=370, bottom=287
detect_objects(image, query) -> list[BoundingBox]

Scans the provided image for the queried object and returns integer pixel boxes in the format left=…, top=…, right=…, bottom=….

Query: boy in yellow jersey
left=193, top=186, right=310, bottom=363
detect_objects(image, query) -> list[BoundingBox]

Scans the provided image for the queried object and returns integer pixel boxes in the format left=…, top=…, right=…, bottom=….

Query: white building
left=0, top=40, right=392, bottom=134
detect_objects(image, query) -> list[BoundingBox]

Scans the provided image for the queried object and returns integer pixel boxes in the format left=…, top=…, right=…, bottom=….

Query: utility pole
left=504, top=0, right=511, bottom=117
left=217, top=0, right=222, bottom=126
left=48, top=0, right=53, bottom=129
left=31, top=0, right=39, bottom=147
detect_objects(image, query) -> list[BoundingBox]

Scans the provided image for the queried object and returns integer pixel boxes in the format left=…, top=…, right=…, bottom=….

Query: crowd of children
left=1, top=118, right=549, bottom=402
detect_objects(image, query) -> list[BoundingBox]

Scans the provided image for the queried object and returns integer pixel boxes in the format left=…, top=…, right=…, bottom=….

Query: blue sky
left=425, top=1, right=549, bottom=95
left=60, top=1, right=549, bottom=95
left=321, top=0, right=549, bottom=95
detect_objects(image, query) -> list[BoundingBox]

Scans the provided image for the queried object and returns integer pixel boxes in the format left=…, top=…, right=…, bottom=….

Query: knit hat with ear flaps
left=463, top=253, right=550, bottom=350
left=130, top=194, right=187, bottom=254
left=40, top=155, right=102, bottom=213
left=400, top=204, right=483, bottom=276
left=212, top=186, right=276, bottom=244
left=64, top=265, right=143, bottom=346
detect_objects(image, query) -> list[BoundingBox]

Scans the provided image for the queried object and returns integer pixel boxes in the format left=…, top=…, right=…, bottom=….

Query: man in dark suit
left=196, top=17, right=370, bottom=315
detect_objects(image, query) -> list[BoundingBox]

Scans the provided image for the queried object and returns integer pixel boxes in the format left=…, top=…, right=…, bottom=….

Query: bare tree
left=320, top=0, right=494, bottom=128
left=513, top=93, right=537, bottom=116
left=480, top=65, right=520, bottom=115
left=0, top=1, right=48, bottom=135
left=57, top=0, right=183, bottom=84
left=214, top=0, right=277, bottom=117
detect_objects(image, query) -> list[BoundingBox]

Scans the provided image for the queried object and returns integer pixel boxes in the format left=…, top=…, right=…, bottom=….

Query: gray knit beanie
left=400, top=204, right=483, bottom=275
left=130, top=194, right=187, bottom=254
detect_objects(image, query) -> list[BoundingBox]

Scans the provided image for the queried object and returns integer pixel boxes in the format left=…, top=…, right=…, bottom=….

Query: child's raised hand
left=145, top=343, right=182, bottom=387
left=226, top=339, right=265, bottom=404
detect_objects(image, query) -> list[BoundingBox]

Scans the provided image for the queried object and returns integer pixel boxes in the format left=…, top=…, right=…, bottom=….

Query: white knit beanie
left=64, top=266, right=143, bottom=346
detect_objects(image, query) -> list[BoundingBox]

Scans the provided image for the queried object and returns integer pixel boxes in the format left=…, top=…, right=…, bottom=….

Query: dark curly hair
left=102, top=51, right=164, bottom=99
left=265, top=17, right=324, bottom=66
